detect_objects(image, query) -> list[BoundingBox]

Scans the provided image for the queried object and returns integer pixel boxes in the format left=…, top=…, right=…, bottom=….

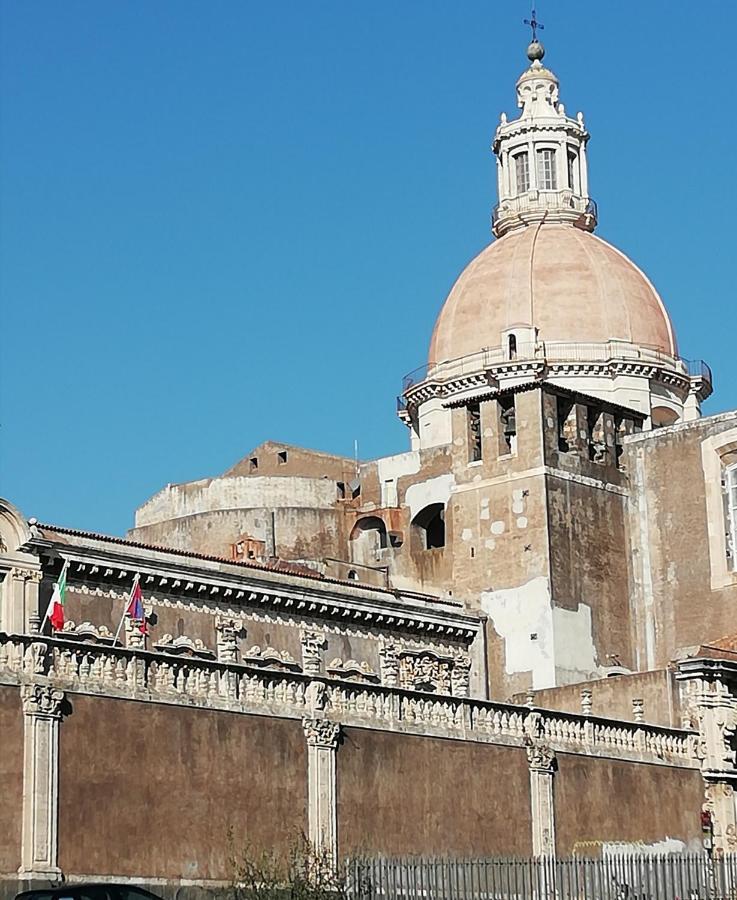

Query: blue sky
left=2, top=1, right=735, bottom=535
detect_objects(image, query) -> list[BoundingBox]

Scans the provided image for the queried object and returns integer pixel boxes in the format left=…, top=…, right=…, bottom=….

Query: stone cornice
left=33, top=542, right=480, bottom=642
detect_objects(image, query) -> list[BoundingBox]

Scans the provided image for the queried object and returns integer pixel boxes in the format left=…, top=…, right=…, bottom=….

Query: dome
left=428, top=225, right=677, bottom=365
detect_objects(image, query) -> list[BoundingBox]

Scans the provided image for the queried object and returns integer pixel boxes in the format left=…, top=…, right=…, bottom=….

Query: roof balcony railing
left=492, top=192, right=598, bottom=235
left=401, top=340, right=712, bottom=401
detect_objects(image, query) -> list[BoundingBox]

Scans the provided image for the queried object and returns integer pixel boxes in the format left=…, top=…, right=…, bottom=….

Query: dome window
left=536, top=148, right=557, bottom=190
left=514, top=151, right=530, bottom=193
left=508, top=334, right=518, bottom=360
left=567, top=149, right=579, bottom=192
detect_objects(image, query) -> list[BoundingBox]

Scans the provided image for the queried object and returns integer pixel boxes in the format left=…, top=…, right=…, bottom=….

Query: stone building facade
left=2, top=32, right=737, bottom=890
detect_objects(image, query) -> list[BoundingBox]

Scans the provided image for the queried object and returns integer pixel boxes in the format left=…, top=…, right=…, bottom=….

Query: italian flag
left=47, top=562, right=68, bottom=632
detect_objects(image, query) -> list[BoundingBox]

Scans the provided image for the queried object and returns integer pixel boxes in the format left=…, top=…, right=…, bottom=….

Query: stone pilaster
left=302, top=718, right=340, bottom=860
left=1, top=565, right=43, bottom=635
left=677, top=660, right=737, bottom=855
left=527, top=743, right=556, bottom=858
left=301, top=629, right=326, bottom=677
left=19, top=683, right=65, bottom=880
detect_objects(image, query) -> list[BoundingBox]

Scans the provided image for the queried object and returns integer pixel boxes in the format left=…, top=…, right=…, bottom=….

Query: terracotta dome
left=428, top=224, right=677, bottom=365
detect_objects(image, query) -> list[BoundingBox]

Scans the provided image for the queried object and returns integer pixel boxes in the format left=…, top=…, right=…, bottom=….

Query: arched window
left=536, top=148, right=557, bottom=190
left=567, top=149, right=578, bottom=191
left=412, top=504, right=446, bottom=550
left=651, top=406, right=679, bottom=429
left=514, top=151, right=530, bottom=193
left=349, top=516, right=387, bottom=566
left=347, top=569, right=359, bottom=581
left=508, top=334, right=517, bottom=360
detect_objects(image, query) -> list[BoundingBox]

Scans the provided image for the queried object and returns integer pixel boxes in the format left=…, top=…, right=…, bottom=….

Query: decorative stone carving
left=20, top=683, right=65, bottom=718
left=23, top=641, right=48, bottom=676
left=245, top=645, right=301, bottom=671
left=581, top=687, right=593, bottom=716
left=379, top=642, right=400, bottom=686
left=153, top=634, right=215, bottom=659
left=215, top=617, right=240, bottom=663
left=451, top=652, right=472, bottom=698
left=632, top=697, right=645, bottom=723
left=704, top=781, right=737, bottom=854
left=526, top=742, right=557, bottom=773
left=326, top=657, right=379, bottom=683
left=301, top=629, right=326, bottom=676
left=124, top=615, right=147, bottom=650
left=302, top=717, right=341, bottom=749
left=398, top=649, right=453, bottom=694
left=306, top=680, right=329, bottom=713
left=61, top=620, right=114, bottom=645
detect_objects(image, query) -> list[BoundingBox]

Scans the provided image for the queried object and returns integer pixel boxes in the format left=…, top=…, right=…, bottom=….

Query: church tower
left=392, top=30, right=714, bottom=696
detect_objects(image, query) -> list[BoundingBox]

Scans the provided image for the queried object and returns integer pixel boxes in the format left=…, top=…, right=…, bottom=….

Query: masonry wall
left=624, top=414, right=737, bottom=670
left=554, top=755, right=704, bottom=854
left=57, top=697, right=307, bottom=879
left=337, top=728, right=533, bottom=857
left=512, top=669, right=682, bottom=727
left=0, top=685, right=23, bottom=876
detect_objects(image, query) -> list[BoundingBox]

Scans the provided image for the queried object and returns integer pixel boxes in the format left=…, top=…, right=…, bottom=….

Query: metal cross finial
left=524, top=7, right=544, bottom=42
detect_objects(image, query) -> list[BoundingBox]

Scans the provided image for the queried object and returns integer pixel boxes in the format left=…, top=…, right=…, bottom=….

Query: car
left=16, top=885, right=166, bottom=900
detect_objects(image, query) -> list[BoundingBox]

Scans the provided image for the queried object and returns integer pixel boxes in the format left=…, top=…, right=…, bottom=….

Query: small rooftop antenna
left=524, top=6, right=544, bottom=42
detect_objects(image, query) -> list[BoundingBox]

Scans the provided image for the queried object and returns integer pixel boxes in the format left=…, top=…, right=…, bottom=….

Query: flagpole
left=112, top=573, right=139, bottom=647
left=40, top=559, right=69, bottom=633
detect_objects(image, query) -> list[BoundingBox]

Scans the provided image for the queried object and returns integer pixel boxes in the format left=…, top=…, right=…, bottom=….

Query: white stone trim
left=19, top=683, right=64, bottom=880
left=527, top=744, right=556, bottom=857
left=302, top=718, right=340, bottom=860
left=701, top=428, right=737, bottom=591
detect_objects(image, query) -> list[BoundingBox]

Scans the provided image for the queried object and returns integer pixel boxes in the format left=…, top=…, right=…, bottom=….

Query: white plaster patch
left=480, top=508, right=490, bottom=520
left=491, top=520, right=505, bottom=535
left=516, top=516, right=528, bottom=529
left=377, top=450, right=421, bottom=507
left=480, top=497, right=489, bottom=508
left=485, top=539, right=496, bottom=549
left=480, top=577, right=555, bottom=689
left=602, top=837, right=688, bottom=857
left=480, top=579, right=599, bottom=690
left=512, top=499, right=525, bottom=514
left=461, top=528, right=473, bottom=542
left=404, top=473, right=456, bottom=521
left=512, top=489, right=523, bottom=501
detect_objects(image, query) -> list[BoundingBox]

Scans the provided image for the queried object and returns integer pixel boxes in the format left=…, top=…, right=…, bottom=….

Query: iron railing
left=348, top=853, right=737, bottom=900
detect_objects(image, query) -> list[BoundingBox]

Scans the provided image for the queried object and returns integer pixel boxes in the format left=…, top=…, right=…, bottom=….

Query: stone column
left=527, top=744, right=557, bottom=858
left=19, top=683, right=65, bottom=880
left=302, top=718, right=340, bottom=860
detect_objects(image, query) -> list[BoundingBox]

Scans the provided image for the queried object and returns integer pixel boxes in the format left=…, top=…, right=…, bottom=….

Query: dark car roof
left=16, top=887, right=164, bottom=900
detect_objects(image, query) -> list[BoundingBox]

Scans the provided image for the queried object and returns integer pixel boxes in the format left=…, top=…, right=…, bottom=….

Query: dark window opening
left=508, top=334, right=517, bottom=359
left=412, top=503, right=446, bottom=550
left=347, top=569, right=359, bottom=581
left=277, top=450, right=288, bottom=465
left=336, top=481, right=346, bottom=500
left=499, top=395, right=517, bottom=454
left=389, top=532, right=404, bottom=548
left=249, top=457, right=258, bottom=473
left=467, top=402, right=482, bottom=462
left=349, top=516, right=387, bottom=549
left=557, top=398, right=577, bottom=453
left=351, top=484, right=361, bottom=500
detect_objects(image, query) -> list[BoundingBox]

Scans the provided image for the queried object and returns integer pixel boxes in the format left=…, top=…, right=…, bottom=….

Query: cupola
left=492, top=40, right=596, bottom=237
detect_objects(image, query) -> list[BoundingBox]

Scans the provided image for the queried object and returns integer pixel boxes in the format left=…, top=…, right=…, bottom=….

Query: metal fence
left=347, top=854, right=737, bottom=900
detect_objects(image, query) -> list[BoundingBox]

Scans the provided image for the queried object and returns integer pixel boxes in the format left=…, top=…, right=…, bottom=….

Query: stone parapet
left=0, top=632, right=697, bottom=769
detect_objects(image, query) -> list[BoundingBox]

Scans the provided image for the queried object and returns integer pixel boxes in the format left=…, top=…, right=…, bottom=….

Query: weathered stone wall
left=58, top=696, right=307, bottom=879
left=0, top=685, right=23, bottom=875
left=624, top=413, right=737, bottom=670
left=337, top=727, right=533, bottom=857
left=512, top=669, right=682, bottom=727
left=554, top=754, right=704, bottom=854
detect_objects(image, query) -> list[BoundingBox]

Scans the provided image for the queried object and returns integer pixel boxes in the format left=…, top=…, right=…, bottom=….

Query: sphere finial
left=527, top=40, right=545, bottom=62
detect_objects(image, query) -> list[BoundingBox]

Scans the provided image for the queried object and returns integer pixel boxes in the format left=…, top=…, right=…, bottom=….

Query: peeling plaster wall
left=135, top=476, right=339, bottom=527
left=404, top=473, right=455, bottom=521
left=479, top=578, right=598, bottom=692
left=376, top=451, right=421, bottom=508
